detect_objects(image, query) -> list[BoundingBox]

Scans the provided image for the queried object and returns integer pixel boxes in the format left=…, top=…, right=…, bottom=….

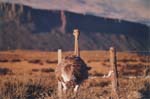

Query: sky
left=1, top=0, right=150, bottom=26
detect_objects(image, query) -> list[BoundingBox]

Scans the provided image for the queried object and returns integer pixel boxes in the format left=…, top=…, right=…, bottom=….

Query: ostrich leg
left=73, top=29, right=80, bottom=57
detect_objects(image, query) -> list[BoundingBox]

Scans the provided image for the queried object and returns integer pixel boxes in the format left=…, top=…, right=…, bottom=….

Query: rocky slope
left=0, top=3, right=149, bottom=51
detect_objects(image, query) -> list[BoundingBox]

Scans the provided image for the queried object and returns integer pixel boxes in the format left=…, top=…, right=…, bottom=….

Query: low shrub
left=41, top=68, right=54, bottom=73
left=0, top=59, right=9, bottom=62
left=0, top=68, right=13, bottom=75
left=46, top=60, right=57, bottom=64
left=11, top=59, right=21, bottom=62
left=28, top=59, right=41, bottom=64
left=32, top=69, right=40, bottom=72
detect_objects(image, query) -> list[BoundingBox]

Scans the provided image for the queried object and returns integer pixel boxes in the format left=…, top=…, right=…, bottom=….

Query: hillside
left=0, top=3, right=149, bottom=51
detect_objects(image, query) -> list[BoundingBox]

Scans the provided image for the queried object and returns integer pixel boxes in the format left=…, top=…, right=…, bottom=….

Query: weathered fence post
left=73, top=29, right=80, bottom=57
left=57, top=49, right=62, bottom=98
left=109, top=47, right=119, bottom=99
left=58, top=49, right=62, bottom=64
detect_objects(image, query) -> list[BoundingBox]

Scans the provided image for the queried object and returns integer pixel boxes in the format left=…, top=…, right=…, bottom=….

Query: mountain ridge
left=1, top=0, right=150, bottom=26
left=0, top=3, right=149, bottom=51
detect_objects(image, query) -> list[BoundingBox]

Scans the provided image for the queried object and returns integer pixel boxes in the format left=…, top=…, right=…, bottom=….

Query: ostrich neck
left=74, top=37, right=79, bottom=57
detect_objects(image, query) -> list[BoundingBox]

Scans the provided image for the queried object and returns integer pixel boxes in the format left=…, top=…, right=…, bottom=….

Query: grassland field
left=0, top=50, right=149, bottom=99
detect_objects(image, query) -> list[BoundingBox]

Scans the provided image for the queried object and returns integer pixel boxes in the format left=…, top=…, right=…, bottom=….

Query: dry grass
left=0, top=75, right=149, bottom=99
left=0, top=75, right=56, bottom=99
left=0, top=50, right=149, bottom=99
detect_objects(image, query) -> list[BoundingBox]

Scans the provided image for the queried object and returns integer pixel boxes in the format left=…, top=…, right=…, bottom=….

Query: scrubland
left=0, top=50, right=149, bottom=99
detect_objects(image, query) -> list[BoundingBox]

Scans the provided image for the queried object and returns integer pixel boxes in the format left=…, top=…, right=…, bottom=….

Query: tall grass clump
left=0, top=75, right=56, bottom=99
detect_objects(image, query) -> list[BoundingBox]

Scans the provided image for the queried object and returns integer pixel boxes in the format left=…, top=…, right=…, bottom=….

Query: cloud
left=1, top=0, right=150, bottom=26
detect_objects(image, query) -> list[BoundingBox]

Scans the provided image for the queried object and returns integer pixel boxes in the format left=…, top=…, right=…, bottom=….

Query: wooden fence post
left=57, top=49, right=62, bottom=98
left=58, top=49, right=62, bottom=64
left=109, top=47, right=119, bottom=99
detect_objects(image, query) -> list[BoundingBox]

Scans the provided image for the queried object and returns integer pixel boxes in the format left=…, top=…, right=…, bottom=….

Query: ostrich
left=55, top=29, right=89, bottom=97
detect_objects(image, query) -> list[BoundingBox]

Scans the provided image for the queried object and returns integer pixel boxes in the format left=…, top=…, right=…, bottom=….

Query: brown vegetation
left=0, top=50, right=149, bottom=99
